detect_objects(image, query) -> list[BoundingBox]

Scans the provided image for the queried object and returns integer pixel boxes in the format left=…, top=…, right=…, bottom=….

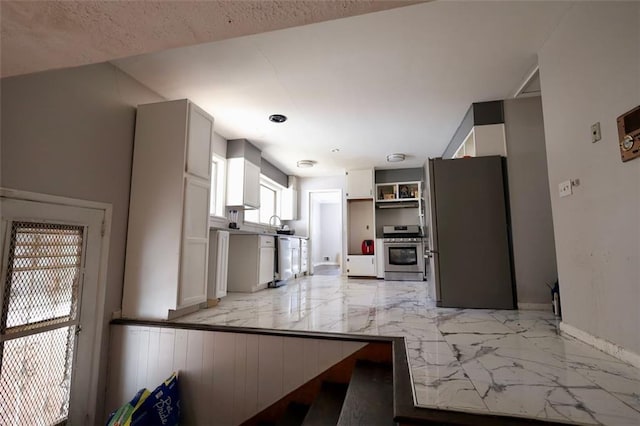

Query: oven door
left=384, top=242, right=423, bottom=273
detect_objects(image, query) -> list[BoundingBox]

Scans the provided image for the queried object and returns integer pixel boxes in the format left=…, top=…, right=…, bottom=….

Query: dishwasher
left=274, top=237, right=293, bottom=286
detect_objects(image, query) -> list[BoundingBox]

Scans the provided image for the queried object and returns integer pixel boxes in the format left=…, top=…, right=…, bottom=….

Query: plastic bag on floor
left=107, top=373, right=180, bottom=426
left=106, top=388, right=151, bottom=426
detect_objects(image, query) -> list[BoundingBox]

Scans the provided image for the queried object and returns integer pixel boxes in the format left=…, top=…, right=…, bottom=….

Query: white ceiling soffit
left=113, top=1, right=570, bottom=177
left=0, top=0, right=420, bottom=78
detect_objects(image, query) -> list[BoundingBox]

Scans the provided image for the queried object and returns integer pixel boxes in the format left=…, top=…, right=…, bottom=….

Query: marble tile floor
left=177, top=275, right=640, bottom=425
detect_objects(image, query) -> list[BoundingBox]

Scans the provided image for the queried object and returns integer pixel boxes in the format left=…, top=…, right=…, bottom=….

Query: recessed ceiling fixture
left=297, top=160, right=315, bottom=168
left=269, top=114, right=287, bottom=123
left=386, top=153, right=406, bottom=162
left=330, top=148, right=340, bottom=153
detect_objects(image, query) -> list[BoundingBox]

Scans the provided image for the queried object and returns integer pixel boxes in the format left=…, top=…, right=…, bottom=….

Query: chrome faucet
left=268, top=215, right=282, bottom=231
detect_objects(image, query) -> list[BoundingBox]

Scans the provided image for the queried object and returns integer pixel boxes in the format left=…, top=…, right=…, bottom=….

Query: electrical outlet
left=591, top=122, right=601, bottom=143
left=559, top=180, right=573, bottom=198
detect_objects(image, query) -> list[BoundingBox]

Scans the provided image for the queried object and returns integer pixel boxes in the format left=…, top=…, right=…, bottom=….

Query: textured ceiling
left=0, top=0, right=419, bottom=77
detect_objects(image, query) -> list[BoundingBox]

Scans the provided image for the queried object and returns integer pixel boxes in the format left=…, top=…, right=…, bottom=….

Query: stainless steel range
left=383, top=225, right=425, bottom=281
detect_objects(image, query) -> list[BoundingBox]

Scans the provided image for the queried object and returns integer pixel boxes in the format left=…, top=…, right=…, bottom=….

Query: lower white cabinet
left=346, top=255, right=376, bottom=277
left=208, top=229, right=229, bottom=299
left=375, top=238, right=385, bottom=279
left=300, top=239, right=308, bottom=275
left=228, top=234, right=275, bottom=292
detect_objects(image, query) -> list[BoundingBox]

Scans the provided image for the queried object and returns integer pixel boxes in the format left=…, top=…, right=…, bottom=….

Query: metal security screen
left=1, top=222, right=85, bottom=426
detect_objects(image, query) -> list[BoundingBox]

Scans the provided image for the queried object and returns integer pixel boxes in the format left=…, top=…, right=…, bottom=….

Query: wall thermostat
left=617, top=105, right=640, bottom=162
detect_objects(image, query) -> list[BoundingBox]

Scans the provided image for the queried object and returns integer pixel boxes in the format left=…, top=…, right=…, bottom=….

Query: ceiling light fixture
left=297, top=160, right=315, bottom=168
left=269, top=114, right=287, bottom=123
left=330, top=148, right=340, bottom=153
left=386, top=153, right=406, bottom=163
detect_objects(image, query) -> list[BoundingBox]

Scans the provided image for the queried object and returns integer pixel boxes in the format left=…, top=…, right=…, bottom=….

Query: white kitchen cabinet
left=346, top=255, right=376, bottom=276
left=299, top=239, right=308, bottom=275
left=228, top=234, right=275, bottom=292
left=375, top=238, right=385, bottom=279
left=259, top=238, right=275, bottom=286
left=280, top=176, right=298, bottom=221
left=453, top=124, right=507, bottom=158
left=208, top=229, right=229, bottom=300
left=346, top=169, right=374, bottom=199
left=226, top=158, right=260, bottom=208
left=123, top=99, right=213, bottom=319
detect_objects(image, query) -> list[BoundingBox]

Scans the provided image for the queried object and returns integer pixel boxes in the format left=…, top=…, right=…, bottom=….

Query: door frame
left=307, top=189, right=343, bottom=275
left=0, top=188, right=112, bottom=424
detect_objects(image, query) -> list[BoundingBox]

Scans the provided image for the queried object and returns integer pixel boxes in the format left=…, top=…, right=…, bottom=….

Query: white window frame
left=244, top=175, right=284, bottom=226
left=210, top=153, right=227, bottom=219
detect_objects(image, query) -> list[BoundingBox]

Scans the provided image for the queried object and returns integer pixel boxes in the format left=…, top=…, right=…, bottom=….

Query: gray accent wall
left=1, top=62, right=165, bottom=420
left=226, top=138, right=262, bottom=166
left=503, top=97, right=558, bottom=305
left=375, top=167, right=424, bottom=183
left=212, top=132, right=227, bottom=158
left=261, top=158, right=288, bottom=188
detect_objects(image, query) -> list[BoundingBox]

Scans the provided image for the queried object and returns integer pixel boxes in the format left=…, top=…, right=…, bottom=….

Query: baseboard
left=167, top=303, right=201, bottom=320
left=517, top=302, right=551, bottom=311
left=560, top=321, right=640, bottom=369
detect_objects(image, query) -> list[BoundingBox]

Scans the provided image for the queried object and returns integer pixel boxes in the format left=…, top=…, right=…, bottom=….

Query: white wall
left=107, top=325, right=366, bottom=424
left=538, top=2, right=640, bottom=353
left=0, top=62, right=164, bottom=418
left=504, top=97, right=558, bottom=305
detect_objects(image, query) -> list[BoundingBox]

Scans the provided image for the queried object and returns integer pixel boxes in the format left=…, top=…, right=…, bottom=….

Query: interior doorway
left=308, top=190, right=342, bottom=276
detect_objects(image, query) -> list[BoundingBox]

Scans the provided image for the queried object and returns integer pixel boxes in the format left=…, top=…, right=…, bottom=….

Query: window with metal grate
left=0, top=222, right=85, bottom=426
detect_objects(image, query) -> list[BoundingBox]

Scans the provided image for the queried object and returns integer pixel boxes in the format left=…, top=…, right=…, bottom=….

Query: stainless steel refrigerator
left=427, top=156, right=516, bottom=309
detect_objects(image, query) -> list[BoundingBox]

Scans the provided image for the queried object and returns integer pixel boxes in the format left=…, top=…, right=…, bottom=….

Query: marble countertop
left=177, top=276, right=640, bottom=425
left=209, top=223, right=308, bottom=239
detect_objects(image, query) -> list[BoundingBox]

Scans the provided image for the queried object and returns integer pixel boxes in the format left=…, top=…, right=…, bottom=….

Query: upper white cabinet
left=376, top=181, right=421, bottom=202
left=453, top=124, right=507, bottom=158
left=226, top=158, right=260, bottom=209
left=346, top=169, right=374, bottom=199
left=123, top=99, right=213, bottom=320
left=280, top=176, right=298, bottom=221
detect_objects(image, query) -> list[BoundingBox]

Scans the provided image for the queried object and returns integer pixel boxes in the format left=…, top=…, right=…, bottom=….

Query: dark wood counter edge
left=110, top=318, right=390, bottom=343
left=111, top=319, right=576, bottom=426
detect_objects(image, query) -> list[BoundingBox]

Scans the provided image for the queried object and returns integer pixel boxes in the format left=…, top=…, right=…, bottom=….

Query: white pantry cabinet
left=123, top=99, right=213, bottom=319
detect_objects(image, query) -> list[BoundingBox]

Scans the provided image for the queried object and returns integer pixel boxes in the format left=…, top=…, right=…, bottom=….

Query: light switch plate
left=559, top=180, right=572, bottom=198
left=591, top=122, right=601, bottom=143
